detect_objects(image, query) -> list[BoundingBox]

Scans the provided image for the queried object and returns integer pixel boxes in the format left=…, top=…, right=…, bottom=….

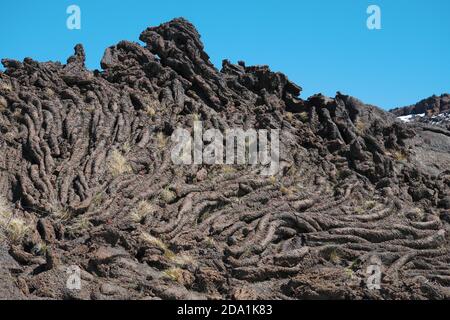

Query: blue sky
left=0, top=0, right=449, bottom=109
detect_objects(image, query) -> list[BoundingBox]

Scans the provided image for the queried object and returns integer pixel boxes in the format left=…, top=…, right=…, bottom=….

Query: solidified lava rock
left=391, top=94, right=450, bottom=117
left=0, top=18, right=450, bottom=300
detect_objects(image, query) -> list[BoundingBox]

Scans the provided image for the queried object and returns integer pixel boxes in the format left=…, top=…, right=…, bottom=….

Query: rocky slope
left=0, top=18, right=450, bottom=300
left=391, top=94, right=450, bottom=117
left=392, top=94, right=450, bottom=130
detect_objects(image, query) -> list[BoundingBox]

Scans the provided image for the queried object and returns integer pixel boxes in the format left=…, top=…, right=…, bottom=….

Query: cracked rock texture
left=0, top=18, right=450, bottom=300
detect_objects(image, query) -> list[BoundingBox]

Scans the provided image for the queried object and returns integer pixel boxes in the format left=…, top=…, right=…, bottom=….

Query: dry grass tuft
left=32, top=242, right=48, bottom=256
left=355, top=119, right=366, bottom=135
left=156, top=132, right=167, bottom=148
left=267, top=175, right=277, bottom=185
left=146, top=107, right=156, bottom=117
left=160, top=187, right=176, bottom=203
left=364, top=200, right=377, bottom=210
left=141, top=233, right=173, bottom=258
left=329, top=249, right=341, bottom=264
left=108, top=149, right=132, bottom=177
left=141, top=232, right=167, bottom=251
left=0, top=96, right=7, bottom=112
left=354, top=201, right=378, bottom=215
left=52, top=203, right=72, bottom=221
left=85, top=106, right=96, bottom=113
left=66, top=216, right=92, bottom=235
left=285, top=112, right=294, bottom=123
left=221, top=165, right=237, bottom=175
left=163, top=267, right=184, bottom=282
left=280, top=185, right=294, bottom=196
left=91, top=192, right=104, bottom=208
left=393, top=150, right=408, bottom=161
left=204, top=236, right=216, bottom=249
left=172, top=253, right=196, bottom=266
left=122, top=142, right=132, bottom=154
left=0, top=197, right=9, bottom=217
left=298, top=112, right=309, bottom=123
left=146, top=106, right=156, bottom=117
left=192, top=113, right=200, bottom=121
left=43, top=88, right=55, bottom=97
left=5, top=219, right=29, bottom=243
left=140, top=232, right=195, bottom=267
left=145, top=99, right=159, bottom=117
left=130, top=200, right=157, bottom=223
left=0, top=197, right=29, bottom=244
left=0, top=81, right=13, bottom=92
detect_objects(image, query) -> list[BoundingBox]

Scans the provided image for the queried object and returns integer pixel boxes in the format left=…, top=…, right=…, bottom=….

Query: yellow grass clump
left=108, top=150, right=132, bottom=177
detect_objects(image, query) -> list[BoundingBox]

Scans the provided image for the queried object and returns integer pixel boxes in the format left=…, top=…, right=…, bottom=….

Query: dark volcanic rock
left=0, top=245, right=26, bottom=299
left=439, top=197, right=450, bottom=209
left=0, top=18, right=449, bottom=300
left=391, top=95, right=450, bottom=130
left=391, top=94, right=450, bottom=117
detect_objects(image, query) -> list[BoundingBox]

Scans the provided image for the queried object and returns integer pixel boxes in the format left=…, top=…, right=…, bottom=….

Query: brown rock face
left=0, top=18, right=450, bottom=300
left=391, top=94, right=450, bottom=116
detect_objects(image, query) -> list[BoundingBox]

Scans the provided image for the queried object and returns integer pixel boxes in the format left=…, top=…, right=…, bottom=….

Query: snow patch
left=397, top=113, right=425, bottom=123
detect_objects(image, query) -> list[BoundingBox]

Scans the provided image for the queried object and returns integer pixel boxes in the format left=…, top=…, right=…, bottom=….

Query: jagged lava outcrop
left=0, top=18, right=450, bottom=299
